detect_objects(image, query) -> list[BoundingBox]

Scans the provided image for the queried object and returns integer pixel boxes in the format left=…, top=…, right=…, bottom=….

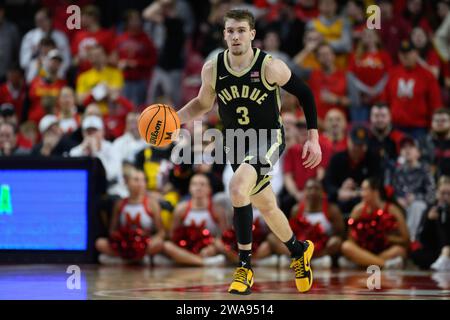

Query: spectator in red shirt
left=71, top=5, right=116, bottom=73
left=321, top=108, right=348, bottom=156
left=28, top=49, right=67, bottom=124
left=402, top=0, right=433, bottom=34
left=0, top=66, right=27, bottom=123
left=57, top=86, right=80, bottom=134
left=383, top=40, right=442, bottom=139
left=347, top=29, right=392, bottom=122
left=280, top=120, right=332, bottom=216
left=111, top=10, right=157, bottom=109
left=308, top=43, right=350, bottom=126
left=410, top=27, right=441, bottom=78
left=378, top=0, right=411, bottom=62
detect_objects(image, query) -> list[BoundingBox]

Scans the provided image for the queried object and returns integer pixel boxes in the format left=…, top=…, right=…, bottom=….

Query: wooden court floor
left=0, top=264, right=449, bottom=300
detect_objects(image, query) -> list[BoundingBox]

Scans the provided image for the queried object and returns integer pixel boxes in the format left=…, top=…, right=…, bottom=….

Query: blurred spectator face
left=379, top=1, right=393, bottom=18
left=46, top=57, right=62, bottom=76
left=407, top=0, right=422, bottom=14
left=84, top=103, right=102, bottom=117
left=126, top=10, right=142, bottom=32
left=223, top=18, right=255, bottom=57
left=432, top=112, right=450, bottom=135
left=361, top=29, right=379, bottom=47
left=88, top=46, right=107, bottom=69
left=411, top=27, right=428, bottom=49
left=125, top=112, right=140, bottom=138
left=319, top=0, right=337, bottom=17
left=58, top=87, right=76, bottom=110
left=282, top=112, right=300, bottom=145
left=189, top=174, right=211, bottom=198
left=127, top=170, right=147, bottom=197
left=370, top=106, right=391, bottom=131
left=437, top=180, right=450, bottom=205
left=400, top=142, right=420, bottom=163
left=0, top=123, right=17, bottom=151
left=7, top=69, right=24, bottom=88
left=263, top=32, right=280, bottom=51
left=437, top=1, right=449, bottom=19
left=347, top=138, right=367, bottom=160
left=304, top=179, right=323, bottom=204
left=325, top=109, right=347, bottom=136
left=81, top=6, right=100, bottom=28
left=317, top=44, right=335, bottom=69
left=35, top=9, right=51, bottom=32
left=304, top=29, right=322, bottom=46
left=399, top=50, right=417, bottom=68
left=347, top=0, right=364, bottom=20
left=360, top=179, right=376, bottom=203
left=0, top=104, right=18, bottom=126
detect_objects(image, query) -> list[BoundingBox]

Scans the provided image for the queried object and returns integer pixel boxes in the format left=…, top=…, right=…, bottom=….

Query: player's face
left=224, top=19, right=255, bottom=56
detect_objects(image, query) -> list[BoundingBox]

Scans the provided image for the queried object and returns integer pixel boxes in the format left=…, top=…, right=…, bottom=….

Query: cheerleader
left=340, top=177, right=409, bottom=269
left=95, top=168, right=165, bottom=264
left=268, top=179, right=345, bottom=268
left=162, top=173, right=228, bottom=266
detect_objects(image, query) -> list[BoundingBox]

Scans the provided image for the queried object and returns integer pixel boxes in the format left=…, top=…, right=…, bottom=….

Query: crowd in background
left=0, top=0, right=449, bottom=270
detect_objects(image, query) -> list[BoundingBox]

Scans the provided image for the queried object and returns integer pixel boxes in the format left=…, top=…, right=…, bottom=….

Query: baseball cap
left=349, top=125, right=369, bottom=145
left=39, top=114, right=59, bottom=133
left=82, top=115, right=103, bottom=130
left=399, top=135, right=418, bottom=149
left=0, top=103, right=15, bottom=117
left=47, top=49, right=63, bottom=61
left=399, top=39, right=416, bottom=53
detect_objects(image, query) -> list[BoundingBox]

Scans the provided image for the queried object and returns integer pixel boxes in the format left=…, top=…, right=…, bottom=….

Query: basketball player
left=177, top=9, right=321, bottom=294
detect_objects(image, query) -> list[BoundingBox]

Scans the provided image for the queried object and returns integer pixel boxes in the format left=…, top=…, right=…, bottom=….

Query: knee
left=229, top=183, right=250, bottom=206
left=327, top=236, right=343, bottom=255
left=391, top=245, right=408, bottom=258
left=341, top=240, right=355, bottom=255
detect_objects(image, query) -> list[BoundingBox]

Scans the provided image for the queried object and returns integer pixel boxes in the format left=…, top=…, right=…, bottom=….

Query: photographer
left=411, top=176, right=450, bottom=271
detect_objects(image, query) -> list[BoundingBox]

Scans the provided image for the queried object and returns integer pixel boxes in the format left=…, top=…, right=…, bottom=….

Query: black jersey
left=213, top=48, right=283, bottom=131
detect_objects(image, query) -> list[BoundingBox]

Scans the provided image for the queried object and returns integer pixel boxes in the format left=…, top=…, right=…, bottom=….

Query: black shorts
left=225, top=128, right=285, bottom=195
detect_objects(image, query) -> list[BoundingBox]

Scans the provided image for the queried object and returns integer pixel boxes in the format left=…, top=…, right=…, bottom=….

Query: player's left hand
left=302, top=138, right=322, bottom=169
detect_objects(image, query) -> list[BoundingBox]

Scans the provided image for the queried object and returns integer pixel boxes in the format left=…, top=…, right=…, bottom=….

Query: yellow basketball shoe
left=228, top=266, right=254, bottom=295
left=290, top=240, right=314, bottom=293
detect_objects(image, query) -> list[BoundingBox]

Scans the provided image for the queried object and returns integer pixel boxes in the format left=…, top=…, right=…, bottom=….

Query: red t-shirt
left=383, top=64, right=442, bottom=128
left=28, top=77, right=67, bottom=124
left=113, top=31, right=157, bottom=81
left=308, top=69, right=348, bottom=120
left=0, top=83, right=27, bottom=122
left=348, top=50, right=392, bottom=86
left=71, top=28, right=116, bottom=72
left=283, top=137, right=332, bottom=190
left=320, top=134, right=348, bottom=157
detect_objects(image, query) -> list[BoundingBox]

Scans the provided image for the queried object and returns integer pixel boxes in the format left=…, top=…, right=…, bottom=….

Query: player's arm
left=177, top=60, right=216, bottom=124
left=265, top=58, right=321, bottom=169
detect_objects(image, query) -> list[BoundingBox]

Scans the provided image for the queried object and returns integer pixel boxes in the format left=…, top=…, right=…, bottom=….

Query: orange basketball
left=138, top=104, right=180, bottom=147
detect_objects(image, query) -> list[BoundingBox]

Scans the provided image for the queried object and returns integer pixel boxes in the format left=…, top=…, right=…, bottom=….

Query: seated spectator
left=323, top=125, right=382, bottom=216
left=368, top=103, right=405, bottom=165
left=69, top=115, right=125, bottom=197
left=269, top=179, right=345, bottom=269
left=19, top=8, right=70, bottom=83
left=25, top=36, right=57, bottom=84
left=321, top=108, right=348, bottom=156
left=31, top=114, right=76, bottom=157
left=0, top=122, right=29, bottom=156
left=411, top=176, right=450, bottom=271
left=162, top=173, right=227, bottom=266
left=71, top=5, right=115, bottom=73
left=392, top=136, right=435, bottom=240
left=279, top=120, right=332, bottom=215
left=95, top=168, right=165, bottom=265
left=293, top=29, right=323, bottom=74
left=347, top=29, right=392, bottom=122
left=308, top=43, right=350, bottom=125
left=56, top=87, right=80, bottom=134
left=0, top=4, right=20, bottom=82
left=0, top=67, right=27, bottom=123
left=112, top=112, right=147, bottom=165
left=306, top=0, right=352, bottom=68
left=0, top=103, right=34, bottom=150
left=262, top=30, right=301, bottom=77
left=402, top=0, right=432, bottom=33
left=419, top=108, right=450, bottom=177
left=76, top=45, right=124, bottom=115
left=345, top=0, right=366, bottom=43
left=340, top=177, right=409, bottom=269
left=28, top=49, right=67, bottom=124
left=411, top=27, right=441, bottom=78
left=111, top=9, right=157, bottom=109
left=382, top=40, right=442, bottom=139
left=378, top=0, right=411, bottom=62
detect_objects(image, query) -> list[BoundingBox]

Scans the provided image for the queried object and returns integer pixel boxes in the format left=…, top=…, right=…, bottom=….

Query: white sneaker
left=338, top=256, right=358, bottom=269
left=203, top=254, right=226, bottom=266
left=255, top=254, right=278, bottom=267
left=152, top=254, right=174, bottom=266
left=98, top=254, right=125, bottom=265
left=278, top=255, right=291, bottom=268
left=311, top=255, right=332, bottom=269
left=384, top=256, right=404, bottom=270
left=431, top=255, right=450, bottom=271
